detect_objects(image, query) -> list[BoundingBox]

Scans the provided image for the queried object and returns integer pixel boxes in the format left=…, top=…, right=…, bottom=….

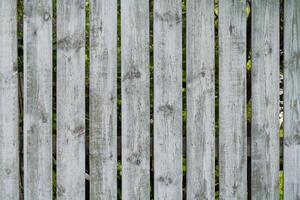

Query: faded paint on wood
left=218, top=0, right=247, bottom=199
left=56, top=0, right=85, bottom=199
left=24, top=0, right=53, bottom=199
left=89, top=0, right=117, bottom=199
left=284, top=1, right=300, bottom=199
left=251, top=0, right=280, bottom=199
left=186, top=0, right=215, bottom=199
left=121, top=0, right=150, bottom=199
left=0, top=0, right=19, bottom=199
left=154, top=0, right=182, bottom=199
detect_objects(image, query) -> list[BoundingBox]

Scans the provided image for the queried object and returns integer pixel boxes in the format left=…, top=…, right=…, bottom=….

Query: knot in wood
left=157, top=175, right=173, bottom=186
left=123, top=68, right=141, bottom=81
left=43, top=12, right=50, bottom=21
left=158, top=104, right=174, bottom=115
left=126, top=153, right=141, bottom=166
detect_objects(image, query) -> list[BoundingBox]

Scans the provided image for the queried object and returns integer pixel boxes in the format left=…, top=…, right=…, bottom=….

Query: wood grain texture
left=218, top=0, right=247, bottom=199
left=284, top=1, right=300, bottom=199
left=23, top=0, right=52, bottom=199
left=121, top=0, right=150, bottom=199
left=154, top=0, right=182, bottom=199
left=56, top=0, right=85, bottom=199
left=251, top=1, right=280, bottom=199
left=0, top=1, right=19, bottom=199
left=89, top=0, right=117, bottom=199
left=186, top=0, right=215, bottom=199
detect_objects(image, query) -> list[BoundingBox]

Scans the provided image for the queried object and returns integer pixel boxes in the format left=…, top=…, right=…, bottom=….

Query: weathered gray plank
left=56, top=0, right=85, bottom=199
left=89, top=0, right=117, bottom=199
left=23, top=0, right=52, bottom=199
left=251, top=1, right=280, bottom=199
left=186, top=0, right=215, bottom=199
left=0, top=1, right=19, bottom=199
left=154, top=0, right=182, bottom=199
left=284, top=1, right=300, bottom=199
left=121, top=0, right=150, bottom=199
left=218, top=0, right=247, bottom=199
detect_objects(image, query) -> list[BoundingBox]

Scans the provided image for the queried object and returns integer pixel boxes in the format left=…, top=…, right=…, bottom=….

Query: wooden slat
left=56, top=0, right=85, bottom=199
left=89, top=0, right=117, bottom=199
left=154, top=0, right=182, bottom=199
left=284, top=1, right=300, bottom=199
left=186, top=0, right=215, bottom=199
left=218, top=0, right=247, bottom=199
left=0, top=1, right=19, bottom=199
left=251, top=1, right=280, bottom=199
left=23, top=0, right=52, bottom=199
left=121, top=0, right=150, bottom=199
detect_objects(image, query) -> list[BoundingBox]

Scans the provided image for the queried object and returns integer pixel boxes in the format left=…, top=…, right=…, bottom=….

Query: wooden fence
left=0, top=0, right=299, bottom=199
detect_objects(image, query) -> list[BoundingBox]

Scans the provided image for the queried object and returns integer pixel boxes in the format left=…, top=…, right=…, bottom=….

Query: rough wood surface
left=186, top=0, right=215, bottom=199
left=56, top=0, right=85, bottom=199
left=284, top=1, right=300, bottom=199
left=251, top=1, right=280, bottom=199
left=0, top=1, right=19, bottom=199
left=23, top=0, right=52, bottom=199
left=218, top=0, right=247, bottom=199
left=89, top=0, right=117, bottom=199
left=121, top=0, right=150, bottom=199
left=154, top=0, right=182, bottom=199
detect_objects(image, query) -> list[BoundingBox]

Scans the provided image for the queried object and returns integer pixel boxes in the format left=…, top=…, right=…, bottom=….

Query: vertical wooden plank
left=0, top=1, right=19, bottom=199
left=154, top=0, right=182, bottom=199
left=56, top=0, right=85, bottom=199
left=218, top=0, right=247, bottom=199
left=186, top=0, right=215, bottom=199
left=121, top=0, right=150, bottom=199
left=284, top=1, right=300, bottom=199
left=89, top=0, right=117, bottom=199
left=23, top=0, right=52, bottom=199
left=251, top=1, right=280, bottom=199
